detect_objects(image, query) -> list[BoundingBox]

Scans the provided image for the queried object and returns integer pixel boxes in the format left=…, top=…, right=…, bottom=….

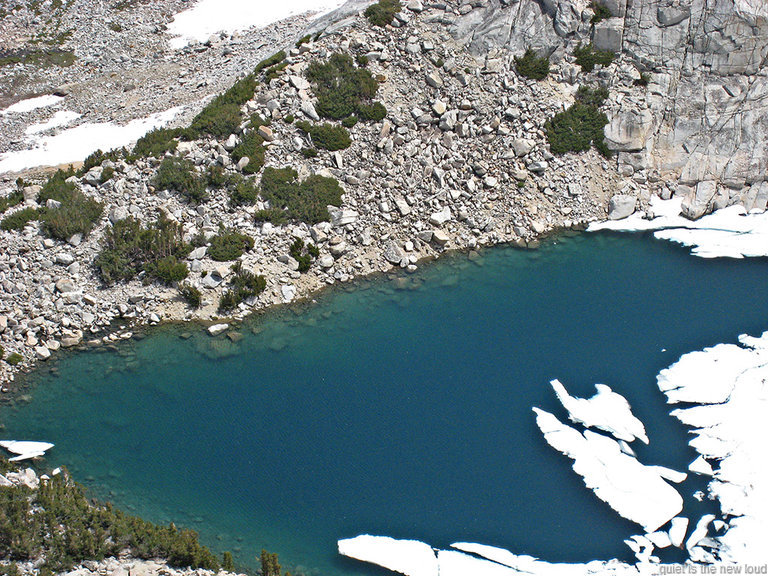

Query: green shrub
left=546, top=85, right=610, bottom=157
left=573, top=43, right=615, bottom=72
left=264, top=61, right=289, bottom=83
left=301, top=148, right=318, bottom=158
left=259, top=167, right=343, bottom=224
left=289, top=237, right=319, bottom=272
left=514, top=48, right=550, bottom=80
left=222, top=551, right=235, bottom=572
left=590, top=1, right=612, bottom=23
left=341, top=115, right=358, bottom=128
left=80, top=148, right=124, bottom=174
left=132, top=127, right=182, bottom=159
left=261, top=549, right=281, bottom=576
left=356, top=54, right=369, bottom=68
left=253, top=51, right=286, bottom=75
left=364, top=0, right=401, bottom=27
left=1, top=207, right=39, bottom=231
left=634, top=72, right=650, bottom=87
left=306, top=53, right=381, bottom=121
left=208, top=229, right=255, bottom=261
left=145, top=256, right=188, bottom=284
left=0, top=190, right=24, bottom=214
left=5, top=352, right=23, bottom=365
left=284, top=114, right=295, bottom=124
left=356, top=101, right=387, bottom=122
left=218, top=261, right=266, bottom=313
left=296, top=34, right=312, bottom=48
left=229, top=177, right=258, bottom=206
left=154, top=157, right=207, bottom=203
left=100, top=166, right=115, bottom=183
left=37, top=171, right=104, bottom=240
left=254, top=208, right=289, bottom=224
left=94, top=216, right=191, bottom=285
left=205, top=165, right=233, bottom=189
left=0, top=346, right=3, bottom=360
left=179, top=282, right=203, bottom=309
left=231, top=132, right=266, bottom=174
left=188, top=75, right=256, bottom=138
left=306, top=123, right=351, bottom=151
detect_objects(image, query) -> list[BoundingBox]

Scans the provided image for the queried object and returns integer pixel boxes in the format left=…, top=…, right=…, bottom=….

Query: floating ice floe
left=25, top=110, right=82, bottom=135
left=166, top=0, right=347, bottom=49
left=550, top=379, right=649, bottom=444
left=0, top=440, right=54, bottom=462
left=533, top=408, right=683, bottom=533
left=658, top=331, right=768, bottom=563
left=0, top=107, right=181, bottom=174
left=589, top=196, right=768, bottom=259
left=0, top=94, right=64, bottom=115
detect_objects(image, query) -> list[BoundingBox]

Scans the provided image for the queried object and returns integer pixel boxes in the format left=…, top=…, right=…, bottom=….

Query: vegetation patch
left=230, top=132, right=266, bottom=175
left=0, top=463, right=224, bottom=572
left=179, top=282, right=202, bottom=309
left=207, top=228, right=254, bottom=261
left=590, top=1, right=613, bottom=23
left=5, top=352, right=23, bottom=366
left=153, top=157, right=207, bottom=203
left=1, top=207, right=39, bottom=231
left=187, top=74, right=256, bottom=138
left=514, top=48, right=550, bottom=80
left=545, top=85, right=610, bottom=157
left=259, top=167, right=343, bottom=225
left=228, top=177, right=259, bottom=207
left=79, top=148, right=125, bottom=175
left=296, top=121, right=351, bottom=151
left=218, top=261, right=266, bottom=313
left=573, top=43, right=615, bottom=72
left=0, top=190, right=24, bottom=215
left=305, top=53, right=386, bottom=122
left=0, top=49, right=76, bottom=68
left=131, top=127, right=182, bottom=159
left=253, top=51, right=286, bottom=76
left=37, top=171, right=104, bottom=241
left=289, top=237, right=320, bottom=272
left=94, top=216, right=191, bottom=286
left=364, top=0, right=402, bottom=27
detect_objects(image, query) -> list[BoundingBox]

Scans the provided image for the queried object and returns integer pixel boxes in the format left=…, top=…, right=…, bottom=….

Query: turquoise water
left=3, top=232, right=768, bottom=575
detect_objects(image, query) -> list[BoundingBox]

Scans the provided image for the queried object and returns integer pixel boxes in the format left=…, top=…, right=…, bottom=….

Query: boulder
left=593, top=18, right=624, bottom=53
left=681, top=181, right=718, bottom=220
left=208, top=323, right=229, bottom=336
left=35, top=346, right=51, bottom=360
left=604, top=107, right=654, bottom=152
left=607, top=194, right=637, bottom=220
left=301, top=101, right=320, bottom=121
left=383, top=241, right=405, bottom=264
left=329, top=207, right=359, bottom=227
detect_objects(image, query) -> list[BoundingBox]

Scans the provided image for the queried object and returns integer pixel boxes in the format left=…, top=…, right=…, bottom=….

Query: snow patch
left=550, top=379, right=649, bottom=444
left=589, top=196, right=768, bottom=259
left=25, top=110, right=82, bottom=135
left=167, top=0, right=347, bottom=49
left=0, top=95, right=64, bottom=115
left=337, top=535, right=437, bottom=576
left=0, top=107, right=181, bottom=174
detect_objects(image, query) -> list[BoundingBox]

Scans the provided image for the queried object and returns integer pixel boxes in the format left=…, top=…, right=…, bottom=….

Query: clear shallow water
left=3, top=232, right=768, bottom=575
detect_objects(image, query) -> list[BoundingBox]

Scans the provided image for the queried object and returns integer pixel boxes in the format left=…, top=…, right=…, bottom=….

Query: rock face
left=448, top=0, right=768, bottom=194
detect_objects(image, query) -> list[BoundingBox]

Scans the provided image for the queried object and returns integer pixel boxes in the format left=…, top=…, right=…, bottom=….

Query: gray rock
left=329, top=207, right=359, bottom=227
left=301, top=100, right=320, bottom=121
left=109, top=206, right=129, bottom=223
left=681, top=181, right=718, bottom=220
left=432, top=229, right=449, bottom=245
left=189, top=246, right=207, bottom=260
left=289, top=75, right=310, bottom=90
left=512, top=138, right=534, bottom=157
left=593, top=18, right=623, bottom=53
left=607, top=194, right=637, bottom=220
left=425, top=72, right=444, bottom=88
left=35, top=346, right=51, bottom=360
left=55, top=278, right=76, bottom=293
left=383, top=241, right=405, bottom=264
left=208, top=323, right=229, bottom=336
left=429, top=206, right=452, bottom=226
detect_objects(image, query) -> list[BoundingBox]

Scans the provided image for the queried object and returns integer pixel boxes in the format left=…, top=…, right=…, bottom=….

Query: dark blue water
left=3, top=232, right=768, bottom=575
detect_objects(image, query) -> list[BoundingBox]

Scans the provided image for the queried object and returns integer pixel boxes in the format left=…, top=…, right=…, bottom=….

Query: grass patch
left=131, top=127, right=182, bottom=159
left=154, top=157, right=207, bottom=203
left=305, top=53, right=385, bottom=121
left=364, top=0, right=401, bottom=27
left=514, top=48, right=550, bottom=80
left=0, top=49, right=75, bottom=68
left=218, top=261, right=266, bottom=313
left=208, top=228, right=254, bottom=261
left=94, top=216, right=191, bottom=286
left=259, top=167, right=344, bottom=225
left=545, top=85, right=610, bottom=157
left=573, top=43, right=615, bottom=72
left=0, top=461, right=223, bottom=572
left=5, top=353, right=23, bottom=366
left=188, top=75, right=256, bottom=139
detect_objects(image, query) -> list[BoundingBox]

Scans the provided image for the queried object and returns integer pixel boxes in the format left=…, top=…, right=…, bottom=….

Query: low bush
left=0, top=190, right=24, bottom=214
left=94, top=215, right=191, bottom=286
left=546, top=85, right=610, bottom=157
left=259, top=167, right=344, bottom=224
left=218, top=261, right=266, bottom=313
left=188, top=74, right=256, bottom=138
left=231, top=132, right=266, bottom=175
left=573, top=43, right=615, bottom=72
left=590, top=1, right=612, bottom=23
left=514, top=48, right=550, bottom=80
left=131, top=127, right=182, bottom=159
left=289, top=237, right=320, bottom=272
left=306, top=53, right=382, bottom=121
left=154, top=157, right=207, bottom=203
left=301, top=148, right=318, bottom=158
left=37, top=171, right=104, bottom=241
left=253, top=51, right=286, bottom=76
left=5, top=352, right=23, bottom=366
left=80, top=148, right=124, bottom=174
left=208, top=228, right=255, bottom=261
left=304, top=123, right=351, bottom=151
left=341, top=115, right=358, bottom=128
left=364, top=0, right=401, bottom=27
left=634, top=72, right=650, bottom=87
left=356, top=101, right=387, bottom=122
left=179, top=282, right=202, bottom=309
left=1, top=207, right=39, bottom=231
left=228, top=177, right=259, bottom=206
